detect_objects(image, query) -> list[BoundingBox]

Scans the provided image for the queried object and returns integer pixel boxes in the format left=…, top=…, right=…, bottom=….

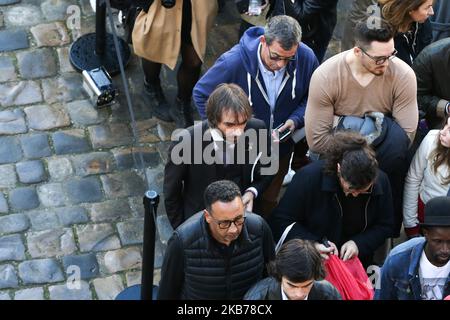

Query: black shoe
left=144, top=81, right=173, bottom=122
left=170, top=98, right=194, bottom=128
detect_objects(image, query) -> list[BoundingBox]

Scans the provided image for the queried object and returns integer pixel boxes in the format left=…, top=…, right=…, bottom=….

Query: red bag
left=324, top=255, right=374, bottom=300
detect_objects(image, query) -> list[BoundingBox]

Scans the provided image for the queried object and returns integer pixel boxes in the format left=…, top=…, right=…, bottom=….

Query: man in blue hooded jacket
left=193, top=15, right=318, bottom=217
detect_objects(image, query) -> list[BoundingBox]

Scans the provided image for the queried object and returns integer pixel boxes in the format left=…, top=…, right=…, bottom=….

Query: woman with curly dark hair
left=270, top=131, right=395, bottom=268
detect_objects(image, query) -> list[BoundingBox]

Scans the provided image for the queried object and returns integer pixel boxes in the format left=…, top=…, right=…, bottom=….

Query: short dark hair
left=264, top=15, right=302, bottom=51
left=204, top=180, right=242, bottom=212
left=206, top=83, right=252, bottom=128
left=324, top=131, right=378, bottom=190
left=268, top=239, right=325, bottom=283
left=354, top=16, right=395, bottom=50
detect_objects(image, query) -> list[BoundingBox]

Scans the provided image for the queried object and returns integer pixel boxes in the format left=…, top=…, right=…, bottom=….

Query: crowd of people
left=130, top=0, right=450, bottom=300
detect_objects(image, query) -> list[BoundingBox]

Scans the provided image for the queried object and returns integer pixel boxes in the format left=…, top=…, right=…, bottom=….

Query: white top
left=419, top=251, right=450, bottom=300
left=257, top=43, right=286, bottom=113
left=403, top=130, right=450, bottom=228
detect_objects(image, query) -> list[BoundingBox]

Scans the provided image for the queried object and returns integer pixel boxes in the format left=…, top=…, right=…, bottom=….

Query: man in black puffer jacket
left=158, top=180, right=275, bottom=300
left=271, top=0, right=338, bottom=62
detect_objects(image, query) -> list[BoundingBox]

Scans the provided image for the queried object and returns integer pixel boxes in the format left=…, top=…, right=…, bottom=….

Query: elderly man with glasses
left=193, top=15, right=319, bottom=218
left=158, top=180, right=275, bottom=300
left=305, top=17, right=419, bottom=237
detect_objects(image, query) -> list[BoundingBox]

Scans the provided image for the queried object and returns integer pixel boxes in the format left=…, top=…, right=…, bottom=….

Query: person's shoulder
left=388, top=237, right=425, bottom=258
left=312, top=280, right=342, bottom=300
left=312, top=51, right=347, bottom=78
left=244, top=277, right=275, bottom=300
left=246, top=118, right=266, bottom=130
left=388, top=57, right=416, bottom=79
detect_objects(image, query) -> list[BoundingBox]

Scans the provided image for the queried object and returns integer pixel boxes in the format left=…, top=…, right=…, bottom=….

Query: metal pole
left=95, top=0, right=107, bottom=55
left=140, top=190, right=159, bottom=300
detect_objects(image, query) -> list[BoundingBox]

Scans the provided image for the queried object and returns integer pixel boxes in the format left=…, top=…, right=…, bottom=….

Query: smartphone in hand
left=274, top=123, right=292, bottom=142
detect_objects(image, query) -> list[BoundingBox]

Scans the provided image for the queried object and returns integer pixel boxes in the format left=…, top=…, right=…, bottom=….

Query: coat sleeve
left=374, top=255, right=397, bottom=300
left=269, top=169, right=321, bottom=243
left=283, top=0, right=337, bottom=20
left=163, top=137, right=188, bottom=229
left=350, top=173, right=395, bottom=258
left=193, top=54, right=233, bottom=120
left=157, top=233, right=184, bottom=299
left=403, top=132, right=433, bottom=231
left=413, top=51, right=448, bottom=119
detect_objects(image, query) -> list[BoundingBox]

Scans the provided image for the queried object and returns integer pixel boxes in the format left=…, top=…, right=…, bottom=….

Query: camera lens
left=161, top=0, right=176, bottom=9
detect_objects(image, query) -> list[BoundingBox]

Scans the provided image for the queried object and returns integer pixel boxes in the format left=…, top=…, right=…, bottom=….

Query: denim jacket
left=375, top=237, right=450, bottom=300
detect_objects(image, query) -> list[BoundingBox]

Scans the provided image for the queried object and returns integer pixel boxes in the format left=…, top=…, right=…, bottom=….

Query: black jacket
left=244, top=277, right=341, bottom=300
left=413, top=37, right=450, bottom=129
left=269, top=160, right=395, bottom=260
left=272, top=0, right=338, bottom=61
left=394, top=20, right=433, bottom=66
left=158, top=211, right=275, bottom=300
left=164, top=119, right=274, bottom=229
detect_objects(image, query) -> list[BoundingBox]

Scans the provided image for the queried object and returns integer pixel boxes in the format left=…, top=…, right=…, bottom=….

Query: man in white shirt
left=376, top=196, right=450, bottom=300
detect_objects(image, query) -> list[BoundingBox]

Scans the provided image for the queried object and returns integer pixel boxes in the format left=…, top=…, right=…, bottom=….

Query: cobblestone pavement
left=0, top=0, right=348, bottom=300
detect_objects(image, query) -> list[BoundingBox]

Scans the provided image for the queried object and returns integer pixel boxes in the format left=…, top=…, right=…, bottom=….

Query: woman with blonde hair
left=379, top=0, right=434, bottom=65
left=403, top=115, right=450, bottom=238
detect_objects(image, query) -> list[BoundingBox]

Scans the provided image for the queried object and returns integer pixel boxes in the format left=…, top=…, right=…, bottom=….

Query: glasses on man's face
left=209, top=214, right=246, bottom=229
left=359, top=47, right=398, bottom=65
left=267, top=46, right=296, bottom=62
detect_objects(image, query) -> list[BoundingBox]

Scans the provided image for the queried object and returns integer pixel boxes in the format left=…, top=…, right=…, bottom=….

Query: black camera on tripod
left=161, top=0, right=176, bottom=9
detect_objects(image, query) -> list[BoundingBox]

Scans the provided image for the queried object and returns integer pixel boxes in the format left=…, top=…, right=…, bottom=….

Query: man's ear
left=354, top=46, right=361, bottom=56
left=204, top=209, right=211, bottom=224
left=422, top=227, right=429, bottom=239
left=337, top=163, right=341, bottom=174
left=260, top=35, right=266, bottom=45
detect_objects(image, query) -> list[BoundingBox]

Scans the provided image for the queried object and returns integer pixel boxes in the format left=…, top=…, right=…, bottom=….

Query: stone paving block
left=26, top=210, right=61, bottom=231
left=17, top=48, right=58, bottom=79
left=16, top=160, right=47, bottom=184
left=0, top=56, right=16, bottom=82
left=71, top=152, right=114, bottom=177
left=0, top=109, right=27, bottom=135
left=88, top=123, right=133, bottom=149
left=54, top=206, right=89, bottom=227
left=0, top=291, right=11, bottom=300
left=0, top=29, right=29, bottom=51
left=100, top=171, right=146, bottom=199
left=125, top=271, right=141, bottom=287
left=65, top=177, right=103, bottom=204
left=89, top=199, right=131, bottom=223
left=14, top=287, right=44, bottom=300
left=4, top=5, right=42, bottom=26
left=128, top=196, right=144, bottom=218
left=136, top=118, right=160, bottom=143
left=65, top=99, right=106, bottom=126
left=37, top=183, right=67, bottom=207
left=25, top=104, right=70, bottom=131
left=41, top=0, right=71, bottom=21
left=93, top=275, right=124, bottom=300
left=27, top=228, right=76, bottom=258
left=46, top=157, right=73, bottom=181
left=156, top=122, right=174, bottom=142
left=0, top=164, right=16, bottom=188
left=0, top=214, right=30, bottom=234
left=20, top=134, right=51, bottom=159
left=0, top=136, right=22, bottom=164
left=112, top=147, right=161, bottom=170
left=145, top=165, right=165, bottom=194
left=56, top=47, right=74, bottom=73
left=0, top=193, right=8, bottom=213
left=62, top=253, right=99, bottom=280
left=0, top=264, right=18, bottom=289
left=0, top=234, right=25, bottom=262
left=79, top=0, right=95, bottom=16
left=42, top=73, right=85, bottom=104
left=157, top=215, right=173, bottom=246
left=117, top=219, right=144, bottom=246
left=0, top=0, right=21, bottom=5
left=0, top=11, right=2, bottom=28
left=30, top=21, right=70, bottom=47
left=9, top=187, right=39, bottom=212
left=154, top=238, right=165, bottom=269
left=49, top=281, right=91, bottom=300
left=101, top=247, right=142, bottom=274
left=76, top=223, right=121, bottom=253
left=18, top=259, right=64, bottom=285
left=52, top=129, right=90, bottom=155
left=0, top=81, right=42, bottom=107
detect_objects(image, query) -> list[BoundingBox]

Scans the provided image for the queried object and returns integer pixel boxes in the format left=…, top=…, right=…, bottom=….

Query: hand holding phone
left=274, top=122, right=292, bottom=142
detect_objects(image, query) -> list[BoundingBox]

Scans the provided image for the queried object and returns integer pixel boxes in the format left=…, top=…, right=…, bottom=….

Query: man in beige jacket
left=305, top=17, right=418, bottom=237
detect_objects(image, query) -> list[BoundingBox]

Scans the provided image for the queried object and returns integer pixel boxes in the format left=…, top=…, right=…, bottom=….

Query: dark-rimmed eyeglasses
left=267, top=47, right=296, bottom=62
left=209, top=215, right=246, bottom=229
left=359, top=47, right=398, bottom=65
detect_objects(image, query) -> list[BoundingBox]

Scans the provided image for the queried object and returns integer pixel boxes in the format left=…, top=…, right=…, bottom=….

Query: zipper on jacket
left=334, top=194, right=343, bottom=218
left=363, top=195, right=371, bottom=232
